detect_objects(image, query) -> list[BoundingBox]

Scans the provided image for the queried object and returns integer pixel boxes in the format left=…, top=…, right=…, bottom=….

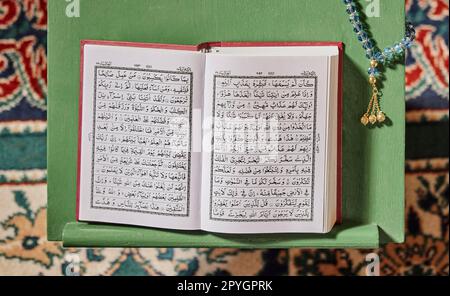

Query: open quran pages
left=77, top=41, right=341, bottom=233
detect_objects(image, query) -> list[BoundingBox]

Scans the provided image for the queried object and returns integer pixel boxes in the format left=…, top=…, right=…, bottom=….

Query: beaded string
left=342, top=0, right=416, bottom=126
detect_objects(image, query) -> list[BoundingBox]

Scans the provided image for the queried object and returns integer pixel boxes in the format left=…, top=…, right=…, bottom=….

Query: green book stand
left=48, top=0, right=406, bottom=248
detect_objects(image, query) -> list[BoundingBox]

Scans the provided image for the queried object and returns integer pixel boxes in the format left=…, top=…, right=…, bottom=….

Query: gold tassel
left=361, top=60, right=386, bottom=126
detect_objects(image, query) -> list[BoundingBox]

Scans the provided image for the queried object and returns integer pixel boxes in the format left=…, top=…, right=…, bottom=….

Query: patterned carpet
left=0, top=0, right=448, bottom=276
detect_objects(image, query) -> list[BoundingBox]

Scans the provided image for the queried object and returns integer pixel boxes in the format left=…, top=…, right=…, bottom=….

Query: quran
left=76, top=40, right=343, bottom=234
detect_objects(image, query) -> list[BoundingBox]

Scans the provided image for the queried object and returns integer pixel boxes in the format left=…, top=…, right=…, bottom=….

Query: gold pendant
left=361, top=60, right=386, bottom=126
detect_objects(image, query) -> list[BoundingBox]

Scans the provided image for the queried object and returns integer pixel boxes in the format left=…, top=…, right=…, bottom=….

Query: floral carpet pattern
left=0, top=0, right=448, bottom=276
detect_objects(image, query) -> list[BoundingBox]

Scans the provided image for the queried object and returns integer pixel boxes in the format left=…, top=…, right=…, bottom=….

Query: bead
left=370, top=60, right=378, bottom=68
left=349, top=11, right=360, bottom=22
left=377, top=111, right=386, bottom=123
left=394, top=43, right=404, bottom=54
left=369, top=114, right=377, bottom=124
left=401, top=37, right=412, bottom=48
left=363, top=42, right=374, bottom=51
left=361, top=115, right=369, bottom=126
left=369, top=76, right=377, bottom=84
left=383, top=48, right=394, bottom=60
left=406, top=21, right=416, bottom=41
left=357, top=32, right=368, bottom=42
left=353, top=25, right=362, bottom=33
left=374, top=52, right=385, bottom=63
left=368, top=67, right=380, bottom=77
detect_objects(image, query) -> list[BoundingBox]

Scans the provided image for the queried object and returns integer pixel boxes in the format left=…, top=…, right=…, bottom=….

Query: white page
left=200, top=53, right=330, bottom=233
left=78, top=44, right=205, bottom=230
left=324, top=55, right=340, bottom=232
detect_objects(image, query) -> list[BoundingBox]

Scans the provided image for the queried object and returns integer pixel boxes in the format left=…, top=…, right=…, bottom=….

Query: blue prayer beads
left=341, top=0, right=416, bottom=126
left=343, top=0, right=415, bottom=65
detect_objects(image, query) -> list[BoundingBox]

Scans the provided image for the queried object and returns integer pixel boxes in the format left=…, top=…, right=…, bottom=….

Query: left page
left=77, top=42, right=205, bottom=230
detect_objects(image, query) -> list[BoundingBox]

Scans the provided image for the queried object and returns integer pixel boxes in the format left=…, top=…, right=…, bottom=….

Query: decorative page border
left=209, top=75, right=318, bottom=222
left=90, top=66, right=193, bottom=217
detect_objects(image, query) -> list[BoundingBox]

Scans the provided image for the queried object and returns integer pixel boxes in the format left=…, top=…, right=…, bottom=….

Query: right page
left=200, top=47, right=337, bottom=233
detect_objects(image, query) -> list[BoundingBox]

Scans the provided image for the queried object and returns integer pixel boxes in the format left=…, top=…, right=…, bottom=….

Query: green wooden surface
left=62, top=222, right=379, bottom=248
left=48, top=0, right=405, bottom=247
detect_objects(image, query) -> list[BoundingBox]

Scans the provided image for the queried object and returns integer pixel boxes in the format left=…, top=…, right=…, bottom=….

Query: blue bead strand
left=343, top=0, right=416, bottom=126
left=342, top=0, right=415, bottom=65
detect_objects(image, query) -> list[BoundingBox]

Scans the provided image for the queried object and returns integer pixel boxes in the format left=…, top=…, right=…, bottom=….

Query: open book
left=77, top=40, right=343, bottom=234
